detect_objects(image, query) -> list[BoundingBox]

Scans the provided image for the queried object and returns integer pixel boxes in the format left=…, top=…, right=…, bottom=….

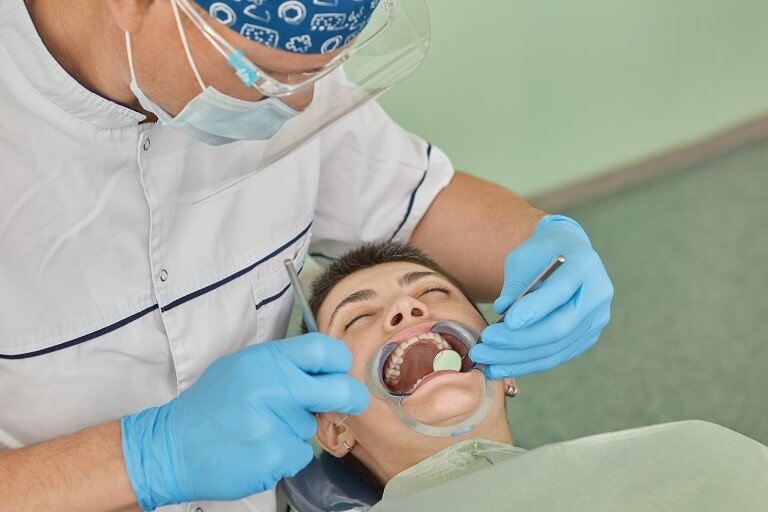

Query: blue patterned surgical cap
left=192, top=0, right=381, bottom=54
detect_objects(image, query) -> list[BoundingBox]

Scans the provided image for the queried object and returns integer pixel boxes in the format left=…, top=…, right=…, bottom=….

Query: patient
left=300, top=244, right=768, bottom=509
left=304, top=242, right=526, bottom=498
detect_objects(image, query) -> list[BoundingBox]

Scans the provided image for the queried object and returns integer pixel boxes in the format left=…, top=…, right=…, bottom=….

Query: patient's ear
left=316, top=413, right=357, bottom=458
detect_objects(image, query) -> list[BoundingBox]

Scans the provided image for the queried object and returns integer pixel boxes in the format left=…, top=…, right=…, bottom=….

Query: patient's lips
left=384, top=332, right=469, bottom=394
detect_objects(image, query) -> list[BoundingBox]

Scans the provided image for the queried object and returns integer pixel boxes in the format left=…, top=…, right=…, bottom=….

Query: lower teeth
left=406, top=377, right=424, bottom=394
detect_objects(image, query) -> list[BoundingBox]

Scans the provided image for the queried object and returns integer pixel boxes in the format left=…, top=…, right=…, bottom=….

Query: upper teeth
left=384, top=332, right=452, bottom=385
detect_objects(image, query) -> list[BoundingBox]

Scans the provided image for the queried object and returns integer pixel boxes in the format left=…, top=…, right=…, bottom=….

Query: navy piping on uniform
left=254, top=264, right=303, bottom=311
left=162, top=221, right=312, bottom=312
left=1, top=222, right=313, bottom=360
left=0, top=304, right=159, bottom=360
left=389, top=143, right=432, bottom=242
left=255, top=282, right=292, bottom=310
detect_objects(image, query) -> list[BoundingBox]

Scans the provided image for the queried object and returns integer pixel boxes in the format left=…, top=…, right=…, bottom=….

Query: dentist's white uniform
left=0, top=1, right=453, bottom=510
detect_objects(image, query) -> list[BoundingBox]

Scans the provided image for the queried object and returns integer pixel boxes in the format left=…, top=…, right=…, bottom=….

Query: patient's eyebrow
left=329, top=288, right=378, bottom=328
left=397, top=271, right=440, bottom=287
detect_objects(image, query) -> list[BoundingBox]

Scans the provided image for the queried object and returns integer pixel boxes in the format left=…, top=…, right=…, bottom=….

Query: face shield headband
left=137, top=0, right=431, bottom=203
left=180, top=0, right=389, bottom=96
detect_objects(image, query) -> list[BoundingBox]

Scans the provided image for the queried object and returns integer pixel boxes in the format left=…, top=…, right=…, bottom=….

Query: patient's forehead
left=317, top=261, right=441, bottom=326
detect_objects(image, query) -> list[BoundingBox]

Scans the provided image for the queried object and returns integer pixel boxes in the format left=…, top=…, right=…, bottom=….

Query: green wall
left=507, top=137, right=768, bottom=448
left=380, top=0, right=768, bottom=196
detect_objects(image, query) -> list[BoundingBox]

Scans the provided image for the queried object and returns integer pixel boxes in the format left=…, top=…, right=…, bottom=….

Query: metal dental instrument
left=284, top=259, right=318, bottom=333
left=497, top=254, right=566, bottom=324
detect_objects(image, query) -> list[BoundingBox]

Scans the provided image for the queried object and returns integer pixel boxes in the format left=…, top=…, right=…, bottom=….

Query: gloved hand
left=470, top=214, right=613, bottom=378
left=121, top=333, right=369, bottom=510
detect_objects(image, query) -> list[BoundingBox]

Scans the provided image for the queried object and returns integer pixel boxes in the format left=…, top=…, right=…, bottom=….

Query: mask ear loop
left=169, top=0, right=206, bottom=92
left=333, top=415, right=350, bottom=431
left=125, top=32, right=138, bottom=84
left=333, top=415, right=354, bottom=452
left=124, top=2, right=205, bottom=93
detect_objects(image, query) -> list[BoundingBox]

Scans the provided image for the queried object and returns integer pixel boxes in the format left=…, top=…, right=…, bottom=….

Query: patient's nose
left=385, top=296, right=430, bottom=330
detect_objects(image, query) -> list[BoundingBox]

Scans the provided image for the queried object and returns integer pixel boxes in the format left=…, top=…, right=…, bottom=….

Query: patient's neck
left=365, top=413, right=513, bottom=484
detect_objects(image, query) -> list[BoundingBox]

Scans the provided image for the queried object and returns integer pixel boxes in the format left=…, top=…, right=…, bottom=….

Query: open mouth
left=383, top=327, right=473, bottom=395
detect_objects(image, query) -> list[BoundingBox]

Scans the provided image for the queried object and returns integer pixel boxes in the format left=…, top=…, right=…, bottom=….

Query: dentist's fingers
left=471, top=336, right=568, bottom=366
left=295, top=373, right=370, bottom=415
left=482, top=332, right=597, bottom=378
left=477, top=309, right=609, bottom=378
left=269, top=405, right=318, bottom=441
left=498, top=261, right=583, bottom=330
left=493, top=246, right=560, bottom=315
left=472, top=306, right=609, bottom=367
left=272, top=333, right=353, bottom=374
left=267, top=430, right=316, bottom=482
left=471, top=310, right=588, bottom=366
left=481, top=297, right=583, bottom=349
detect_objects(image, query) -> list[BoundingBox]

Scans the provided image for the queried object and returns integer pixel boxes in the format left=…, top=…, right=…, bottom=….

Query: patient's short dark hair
left=301, top=241, right=480, bottom=333
left=301, top=242, right=483, bottom=496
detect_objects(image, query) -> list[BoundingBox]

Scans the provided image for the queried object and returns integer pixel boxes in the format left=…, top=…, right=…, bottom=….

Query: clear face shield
left=366, top=320, right=495, bottom=437
left=139, top=0, right=431, bottom=204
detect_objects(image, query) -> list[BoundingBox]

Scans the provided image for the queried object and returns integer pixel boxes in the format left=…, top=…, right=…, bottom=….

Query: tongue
left=385, top=341, right=442, bottom=394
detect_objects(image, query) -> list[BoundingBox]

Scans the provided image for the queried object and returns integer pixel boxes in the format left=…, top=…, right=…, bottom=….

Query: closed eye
left=419, top=286, right=450, bottom=297
left=344, top=312, right=373, bottom=331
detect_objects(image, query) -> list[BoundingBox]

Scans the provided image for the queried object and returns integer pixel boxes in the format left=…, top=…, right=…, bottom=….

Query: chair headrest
left=278, top=451, right=381, bottom=512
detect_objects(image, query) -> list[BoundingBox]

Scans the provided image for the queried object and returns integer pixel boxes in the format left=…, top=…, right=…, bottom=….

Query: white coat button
left=142, top=138, right=151, bottom=151
left=159, top=269, right=168, bottom=282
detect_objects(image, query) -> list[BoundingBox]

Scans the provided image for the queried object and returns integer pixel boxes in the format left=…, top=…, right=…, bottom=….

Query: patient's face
left=316, top=261, right=513, bottom=481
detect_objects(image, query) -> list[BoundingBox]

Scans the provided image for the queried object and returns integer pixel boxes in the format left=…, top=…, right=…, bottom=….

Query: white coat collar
left=0, top=0, right=145, bottom=129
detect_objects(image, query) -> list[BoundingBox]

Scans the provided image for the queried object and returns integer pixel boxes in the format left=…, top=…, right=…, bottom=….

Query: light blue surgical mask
left=125, top=30, right=299, bottom=147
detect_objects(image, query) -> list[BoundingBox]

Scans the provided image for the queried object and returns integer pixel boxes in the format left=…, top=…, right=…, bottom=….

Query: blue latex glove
left=121, top=333, right=369, bottom=510
left=470, top=215, right=613, bottom=378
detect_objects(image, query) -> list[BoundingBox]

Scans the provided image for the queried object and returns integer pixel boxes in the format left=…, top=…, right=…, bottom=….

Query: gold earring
left=505, top=383, right=519, bottom=397
left=342, top=440, right=354, bottom=452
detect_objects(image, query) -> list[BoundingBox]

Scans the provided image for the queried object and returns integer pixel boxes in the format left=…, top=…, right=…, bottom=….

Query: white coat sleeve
left=310, top=99, right=454, bottom=261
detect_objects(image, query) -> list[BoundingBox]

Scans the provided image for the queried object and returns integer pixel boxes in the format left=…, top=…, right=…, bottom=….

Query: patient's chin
left=401, top=370, right=486, bottom=427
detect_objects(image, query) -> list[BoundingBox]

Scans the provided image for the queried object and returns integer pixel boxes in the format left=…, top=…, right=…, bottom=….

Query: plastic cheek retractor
left=365, top=320, right=495, bottom=437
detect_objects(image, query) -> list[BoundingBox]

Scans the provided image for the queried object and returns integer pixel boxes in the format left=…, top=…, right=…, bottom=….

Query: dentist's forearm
left=0, top=421, right=139, bottom=512
left=411, top=171, right=544, bottom=302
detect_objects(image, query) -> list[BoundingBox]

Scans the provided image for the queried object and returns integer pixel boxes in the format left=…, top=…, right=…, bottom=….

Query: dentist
left=0, top=0, right=613, bottom=510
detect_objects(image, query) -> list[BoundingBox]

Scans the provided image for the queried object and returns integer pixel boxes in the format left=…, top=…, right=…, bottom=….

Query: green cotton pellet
left=433, top=350, right=462, bottom=372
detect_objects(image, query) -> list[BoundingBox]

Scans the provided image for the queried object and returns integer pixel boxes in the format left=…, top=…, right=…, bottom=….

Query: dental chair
left=276, top=420, right=768, bottom=512
left=276, top=450, right=379, bottom=512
